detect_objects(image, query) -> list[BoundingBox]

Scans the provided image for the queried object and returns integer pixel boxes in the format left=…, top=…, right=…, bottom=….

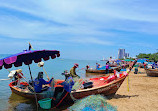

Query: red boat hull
left=71, top=75, right=126, bottom=99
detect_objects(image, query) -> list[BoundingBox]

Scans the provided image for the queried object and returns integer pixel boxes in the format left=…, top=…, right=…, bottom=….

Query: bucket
left=38, top=98, right=52, bottom=109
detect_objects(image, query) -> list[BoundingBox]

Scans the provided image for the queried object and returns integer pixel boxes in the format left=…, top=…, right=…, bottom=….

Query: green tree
left=136, top=53, right=158, bottom=62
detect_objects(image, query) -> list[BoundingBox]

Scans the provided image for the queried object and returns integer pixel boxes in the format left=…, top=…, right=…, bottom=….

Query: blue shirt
left=62, top=77, right=74, bottom=92
left=34, top=78, right=52, bottom=93
left=96, top=64, right=100, bottom=70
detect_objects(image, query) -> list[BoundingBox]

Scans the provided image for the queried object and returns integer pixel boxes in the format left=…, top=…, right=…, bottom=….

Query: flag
left=29, top=42, right=34, bottom=50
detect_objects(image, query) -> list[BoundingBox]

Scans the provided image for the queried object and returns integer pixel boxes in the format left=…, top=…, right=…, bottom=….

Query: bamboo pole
left=42, top=67, right=50, bottom=81
left=28, top=65, right=38, bottom=111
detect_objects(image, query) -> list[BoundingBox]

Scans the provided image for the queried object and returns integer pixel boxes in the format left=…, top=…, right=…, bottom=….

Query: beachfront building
left=118, top=49, right=125, bottom=59
left=118, top=49, right=130, bottom=59
left=125, top=53, right=129, bottom=58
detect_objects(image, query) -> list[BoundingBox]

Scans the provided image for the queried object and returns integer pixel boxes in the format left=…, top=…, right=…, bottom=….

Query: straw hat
left=16, top=69, right=22, bottom=73
left=37, top=61, right=44, bottom=67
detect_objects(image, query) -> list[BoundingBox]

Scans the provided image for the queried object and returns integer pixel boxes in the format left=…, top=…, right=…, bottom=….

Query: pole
left=127, top=75, right=129, bottom=91
left=127, top=59, right=137, bottom=91
left=18, top=73, right=34, bottom=89
left=42, top=67, right=50, bottom=81
left=28, top=65, right=38, bottom=111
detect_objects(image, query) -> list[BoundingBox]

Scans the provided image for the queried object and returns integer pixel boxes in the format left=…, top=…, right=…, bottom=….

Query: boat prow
left=70, top=73, right=127, bottom=100
left=145, top=68, right=158, bottom=77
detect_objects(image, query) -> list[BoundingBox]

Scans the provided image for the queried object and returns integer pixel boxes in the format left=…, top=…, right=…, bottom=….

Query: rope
left=55, top=91, right=69, bottom=107
left=70, top=93, right=78, bottom=101
left=0, top=78, right=11, bottom=81
left=76, top=68, right=85, bottom=72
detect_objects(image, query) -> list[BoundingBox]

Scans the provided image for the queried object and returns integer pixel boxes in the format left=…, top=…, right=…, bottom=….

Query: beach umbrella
left=137, top=58, right=149, bottom=63
left=124, top=59, right=134, bottom=62
left=0, top=49, right=60, bottom=110
left=0, top=50, right=60, bottom=69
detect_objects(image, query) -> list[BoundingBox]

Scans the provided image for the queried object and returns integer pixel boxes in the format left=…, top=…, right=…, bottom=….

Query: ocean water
left=0, top=54, right=107, bottom=111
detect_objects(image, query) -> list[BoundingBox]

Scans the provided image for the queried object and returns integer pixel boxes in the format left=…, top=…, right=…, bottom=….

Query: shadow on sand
left=107, top=94, right=139, bottom=99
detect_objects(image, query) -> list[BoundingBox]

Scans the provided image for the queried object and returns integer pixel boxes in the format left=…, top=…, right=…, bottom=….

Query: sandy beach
left=107, top=68, right=158, bottom=111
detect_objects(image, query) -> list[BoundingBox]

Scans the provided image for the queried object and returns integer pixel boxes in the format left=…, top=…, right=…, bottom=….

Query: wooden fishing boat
left=86, top=69, right=113, bottom=74
left=145, top=68, right=158, bottom=77
left=9, top=80, right=64, bottom=100
left=9, top=72, right=128, bottom=101
left=8, top=79, right=73, bottom=107
left=69, top=72, right=128, bottom=100
left=86, top=67, right=121, bottom=74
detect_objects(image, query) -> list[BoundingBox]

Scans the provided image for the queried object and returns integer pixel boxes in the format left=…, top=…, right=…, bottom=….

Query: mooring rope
left=0, top=78, right=11, bottom=81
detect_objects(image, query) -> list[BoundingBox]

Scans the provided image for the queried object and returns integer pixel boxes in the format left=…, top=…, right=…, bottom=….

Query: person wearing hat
left=34, top=72, right=53, bottom=93
left=70, top=63, right=80, bottom=81
left=12, top=69, right=24, bottom=87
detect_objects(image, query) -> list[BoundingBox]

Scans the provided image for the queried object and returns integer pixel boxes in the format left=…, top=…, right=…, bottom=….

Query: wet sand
left=107, top=68, right=158, bottom=111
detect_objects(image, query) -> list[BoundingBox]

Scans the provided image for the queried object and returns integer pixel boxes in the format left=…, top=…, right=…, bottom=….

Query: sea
left=0, top=54, right=107, bottom=111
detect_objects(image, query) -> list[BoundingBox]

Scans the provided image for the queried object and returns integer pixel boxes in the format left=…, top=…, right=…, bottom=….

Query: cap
left=74, top=63, right=79, bottom=68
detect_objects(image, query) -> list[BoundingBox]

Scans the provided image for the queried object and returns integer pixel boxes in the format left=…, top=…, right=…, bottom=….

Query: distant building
left=118, top=49, right=129, bottom=59
left=118, top=49, right=125, bottom=59
left=125, top=53, right=129, bottom=58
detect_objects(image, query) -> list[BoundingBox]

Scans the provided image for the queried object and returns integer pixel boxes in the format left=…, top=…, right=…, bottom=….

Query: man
left=34, top=72, right=53, bottom=93
left=70, top=63, right=80, bottom=81
left=96, top=63, right=100, bottom=70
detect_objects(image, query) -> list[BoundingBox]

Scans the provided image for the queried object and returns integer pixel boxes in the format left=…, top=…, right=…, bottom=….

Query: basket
left=38, top=98, right=52, bottom=109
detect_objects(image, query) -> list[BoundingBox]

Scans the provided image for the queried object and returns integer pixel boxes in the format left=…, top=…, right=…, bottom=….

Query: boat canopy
left=124, top=59, right=134, bottom=62
left=0, top=50, right=60, bottom=69
left=137, top=58, right=149, bottom=63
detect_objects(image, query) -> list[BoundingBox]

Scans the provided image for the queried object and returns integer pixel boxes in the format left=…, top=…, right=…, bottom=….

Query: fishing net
left=71, top=77, right=84, bottom=91
left=68, top=95, right=117, bottom=111
left=41, top=79, right=55, bottom=98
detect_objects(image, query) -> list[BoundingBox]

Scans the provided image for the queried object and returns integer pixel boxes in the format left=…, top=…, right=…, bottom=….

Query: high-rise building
left=118, top=49, right=130, bottom=59
left=118, top=49, right=125, bottom=59
left=125, top=53, right=129, bottom=58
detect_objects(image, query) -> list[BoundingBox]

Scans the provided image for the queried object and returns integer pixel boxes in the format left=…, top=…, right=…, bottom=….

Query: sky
left=0, top=0, right=158, bottom=60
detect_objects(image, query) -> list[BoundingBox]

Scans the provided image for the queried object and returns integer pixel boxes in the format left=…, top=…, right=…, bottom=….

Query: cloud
left=0, top=0, right=158, bottom=58
left=0, top=0, right=158, bottom=35
left=68, top=37, right=113, bottom=45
